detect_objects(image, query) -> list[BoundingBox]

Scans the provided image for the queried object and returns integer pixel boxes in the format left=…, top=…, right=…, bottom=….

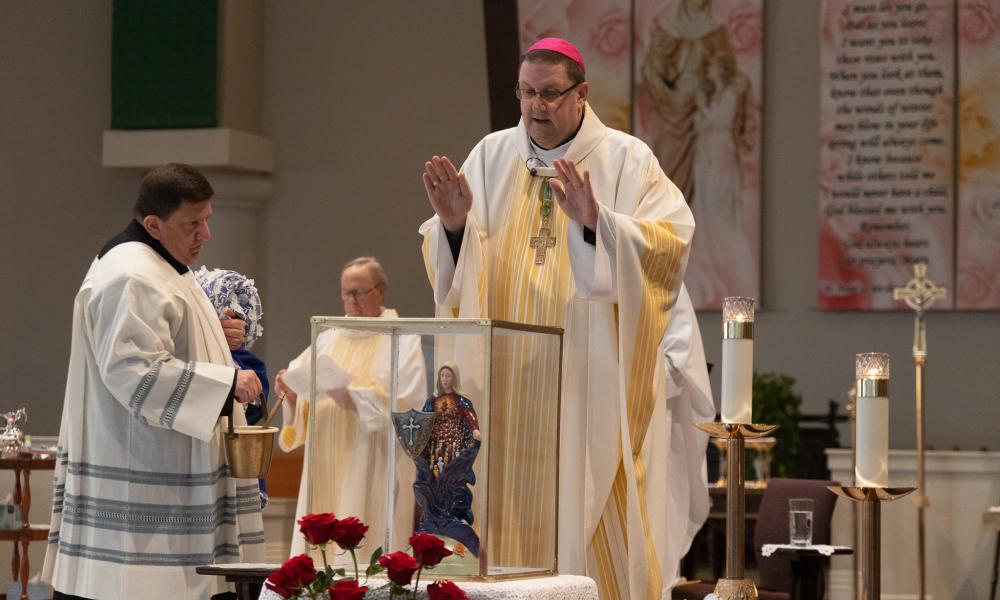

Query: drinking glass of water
left=789, top=498, right=813, bottom=546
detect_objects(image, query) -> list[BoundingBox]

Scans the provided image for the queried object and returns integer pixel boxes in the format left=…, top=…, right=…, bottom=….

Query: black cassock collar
left=98, top=219, right=189, bottom=275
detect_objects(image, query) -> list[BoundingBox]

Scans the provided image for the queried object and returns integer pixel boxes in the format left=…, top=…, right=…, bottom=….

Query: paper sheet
left=281, top=333, right=353, bottom=397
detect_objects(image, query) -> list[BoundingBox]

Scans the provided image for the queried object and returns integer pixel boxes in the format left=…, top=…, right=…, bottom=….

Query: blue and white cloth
left=194, top=267, right=264, bottom=348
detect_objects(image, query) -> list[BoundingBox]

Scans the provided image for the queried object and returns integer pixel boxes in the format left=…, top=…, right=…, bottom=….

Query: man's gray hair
left=342, top=256, right=388, bottom=289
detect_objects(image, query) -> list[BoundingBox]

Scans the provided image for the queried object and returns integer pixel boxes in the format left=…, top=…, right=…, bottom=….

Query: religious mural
left=817, top=0, right=956, bottom=310
left=818, top=0, right=1000, bottom=310
left=634, top=0, right=763, bottom=309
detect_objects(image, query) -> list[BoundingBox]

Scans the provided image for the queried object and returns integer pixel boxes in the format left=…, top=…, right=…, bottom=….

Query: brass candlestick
left=845, top=384, right=859, bottom=600
left=893, top=262, right=946, bottom=600
left=697, top=422, right=778, bottom=600
left=829, top=486, right=915, bottom=600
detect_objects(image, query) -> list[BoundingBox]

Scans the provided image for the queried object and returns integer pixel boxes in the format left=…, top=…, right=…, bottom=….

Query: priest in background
left=43, top=163, right=266, bottom=600
left=275, top=256, right=426, bottom=560
left=420, top=38, right=711, bottom=599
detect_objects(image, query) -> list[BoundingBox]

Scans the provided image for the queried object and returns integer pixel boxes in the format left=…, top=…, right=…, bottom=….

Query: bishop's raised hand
left=550, top=158, right=598, bottom=230
left=423, top=155, right=472, bottom=233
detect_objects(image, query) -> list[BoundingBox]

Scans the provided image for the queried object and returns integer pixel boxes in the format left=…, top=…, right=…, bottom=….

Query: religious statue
left=0, top=407, right=27, bottom=456
left=392, top=363, right=481, bottom=556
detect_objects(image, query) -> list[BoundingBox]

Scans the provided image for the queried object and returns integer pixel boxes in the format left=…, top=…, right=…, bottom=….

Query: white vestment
left=43, top=237, right=265, bottom=600
left=420, top=105, right=708, bottom=600
left=656, top=286, right=715, bottom=591
left=278, top=308, right=426, bottom=560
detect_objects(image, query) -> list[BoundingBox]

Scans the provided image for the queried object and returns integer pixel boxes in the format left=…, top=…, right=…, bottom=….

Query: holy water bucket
left=224, top=410, right=278, bottom=479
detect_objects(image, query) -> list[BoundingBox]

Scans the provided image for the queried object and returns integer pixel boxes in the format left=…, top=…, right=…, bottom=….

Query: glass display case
left=303, top=317, right=562, bottom=580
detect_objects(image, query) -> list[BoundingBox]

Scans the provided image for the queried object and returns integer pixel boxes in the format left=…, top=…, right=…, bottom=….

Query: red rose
left=332, top=516, right=369, bottom=550
left=328, top=578, right=368, bottom=600
left=428, top=580, right=468, bottom=600
left=409, top=532, right=453, bottom=567
left=265, top=553, right=316, bottom=598
left=378, top=550, right=420, bottom=586
left=298, top=512, right=338, bottom=546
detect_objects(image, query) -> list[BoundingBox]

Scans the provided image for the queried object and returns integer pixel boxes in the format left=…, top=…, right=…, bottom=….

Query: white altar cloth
left=826, top=448, right=1000, bottom=600
left=257, top=574, right=598, bottom=599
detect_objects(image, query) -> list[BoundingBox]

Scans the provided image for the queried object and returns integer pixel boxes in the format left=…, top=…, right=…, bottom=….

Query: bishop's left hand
left=550, top=159, right=598, bottom=230
left=221, top=308, right=244, bottom=351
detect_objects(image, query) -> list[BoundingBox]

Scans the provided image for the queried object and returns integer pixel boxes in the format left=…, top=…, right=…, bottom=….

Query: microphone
left=526, top=156, right=545, bottom=176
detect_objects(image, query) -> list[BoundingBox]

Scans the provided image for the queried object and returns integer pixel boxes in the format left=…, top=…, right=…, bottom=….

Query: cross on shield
left=391, top=409, right=437, bottom=460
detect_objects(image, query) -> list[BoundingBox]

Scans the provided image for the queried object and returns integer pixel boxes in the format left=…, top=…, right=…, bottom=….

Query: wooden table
left=0, top=452, right=56, bottom=600
left=195, top=564, right=278, bottom=600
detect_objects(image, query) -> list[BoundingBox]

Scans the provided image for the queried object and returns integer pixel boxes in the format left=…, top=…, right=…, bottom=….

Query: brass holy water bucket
left=224, top=394, right=279, bottom=479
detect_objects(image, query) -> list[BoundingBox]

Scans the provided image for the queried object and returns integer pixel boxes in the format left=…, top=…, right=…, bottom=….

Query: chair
left=673, top=478, right=840, bottom=600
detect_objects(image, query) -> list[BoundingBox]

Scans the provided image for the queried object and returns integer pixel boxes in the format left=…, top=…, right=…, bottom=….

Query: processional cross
left=401, top=416, right=421, bottom=447
left=893, top=262, right=947, bottom=339
left=892, top=262, right=946, bottom=600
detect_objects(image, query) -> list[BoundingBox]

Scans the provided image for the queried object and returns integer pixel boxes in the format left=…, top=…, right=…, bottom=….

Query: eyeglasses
left=515, top=82, right=581, bottom=104
left=340, top=286, right=379, bottom=301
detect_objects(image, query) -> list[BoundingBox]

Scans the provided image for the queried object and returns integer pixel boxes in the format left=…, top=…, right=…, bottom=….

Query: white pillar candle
left=855, top=352, right=890, bottom=487
left=721, top=338, right=753, bottom=423
left=721, top=297, right=756, bottom=424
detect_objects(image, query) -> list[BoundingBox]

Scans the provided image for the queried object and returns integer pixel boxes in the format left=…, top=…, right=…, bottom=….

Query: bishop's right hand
left=235, top=370, right=263, bottom=404
left=422, top=155, right=472, bottom=233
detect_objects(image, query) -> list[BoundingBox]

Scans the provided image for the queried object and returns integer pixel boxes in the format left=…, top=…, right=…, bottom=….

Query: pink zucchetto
left=526, top=37, right=585, bottom=74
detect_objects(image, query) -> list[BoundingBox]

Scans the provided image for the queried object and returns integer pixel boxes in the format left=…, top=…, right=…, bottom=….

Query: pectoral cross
left=531, top=228, right=556, bottom=265
left=530, top=178, right=557, bottom=265
left=402, top=416, right=420, bottom=447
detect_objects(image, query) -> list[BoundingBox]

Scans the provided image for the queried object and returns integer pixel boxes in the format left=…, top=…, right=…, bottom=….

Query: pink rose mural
left=727, top=3, right=763, bottom=55
left=959, top=0, right=997, bottom=45
left=958, top=0, right=1000, bottom=308
left=590, top=11, right=630, bottom=60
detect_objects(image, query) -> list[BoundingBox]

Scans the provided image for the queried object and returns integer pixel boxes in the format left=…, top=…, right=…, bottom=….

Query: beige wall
left=0, top=0, right=997, bottom=466
left=255, top=1, right=489, bottom=371
left=0, top=2, right=139, bottom=434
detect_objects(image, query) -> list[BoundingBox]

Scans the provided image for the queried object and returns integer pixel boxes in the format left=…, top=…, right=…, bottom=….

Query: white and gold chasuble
left=43, top=241, right=264, bottom=600
left=279, top=308, right=426, bottom=560
left=421, top=106, right=702, bottom=600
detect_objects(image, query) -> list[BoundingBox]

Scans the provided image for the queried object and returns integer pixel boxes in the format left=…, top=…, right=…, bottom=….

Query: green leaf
left=751, top=371, right=804, bottom=478
left=369, top=546, right=384, bottom=567
left=314, top=570, right=332, bottom=588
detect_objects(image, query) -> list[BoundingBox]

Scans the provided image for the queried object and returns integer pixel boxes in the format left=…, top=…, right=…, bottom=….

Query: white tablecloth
left=257, top=574, right=598, bottom=600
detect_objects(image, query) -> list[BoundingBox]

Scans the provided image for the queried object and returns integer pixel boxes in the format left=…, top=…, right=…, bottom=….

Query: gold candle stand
left=697, top=422, right=778, bottom=600
left=829, top=486, right=915, bottom=600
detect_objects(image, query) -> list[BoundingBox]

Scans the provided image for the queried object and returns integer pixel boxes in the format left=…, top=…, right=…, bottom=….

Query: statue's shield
left=391, top=409, right=436, bottom=460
